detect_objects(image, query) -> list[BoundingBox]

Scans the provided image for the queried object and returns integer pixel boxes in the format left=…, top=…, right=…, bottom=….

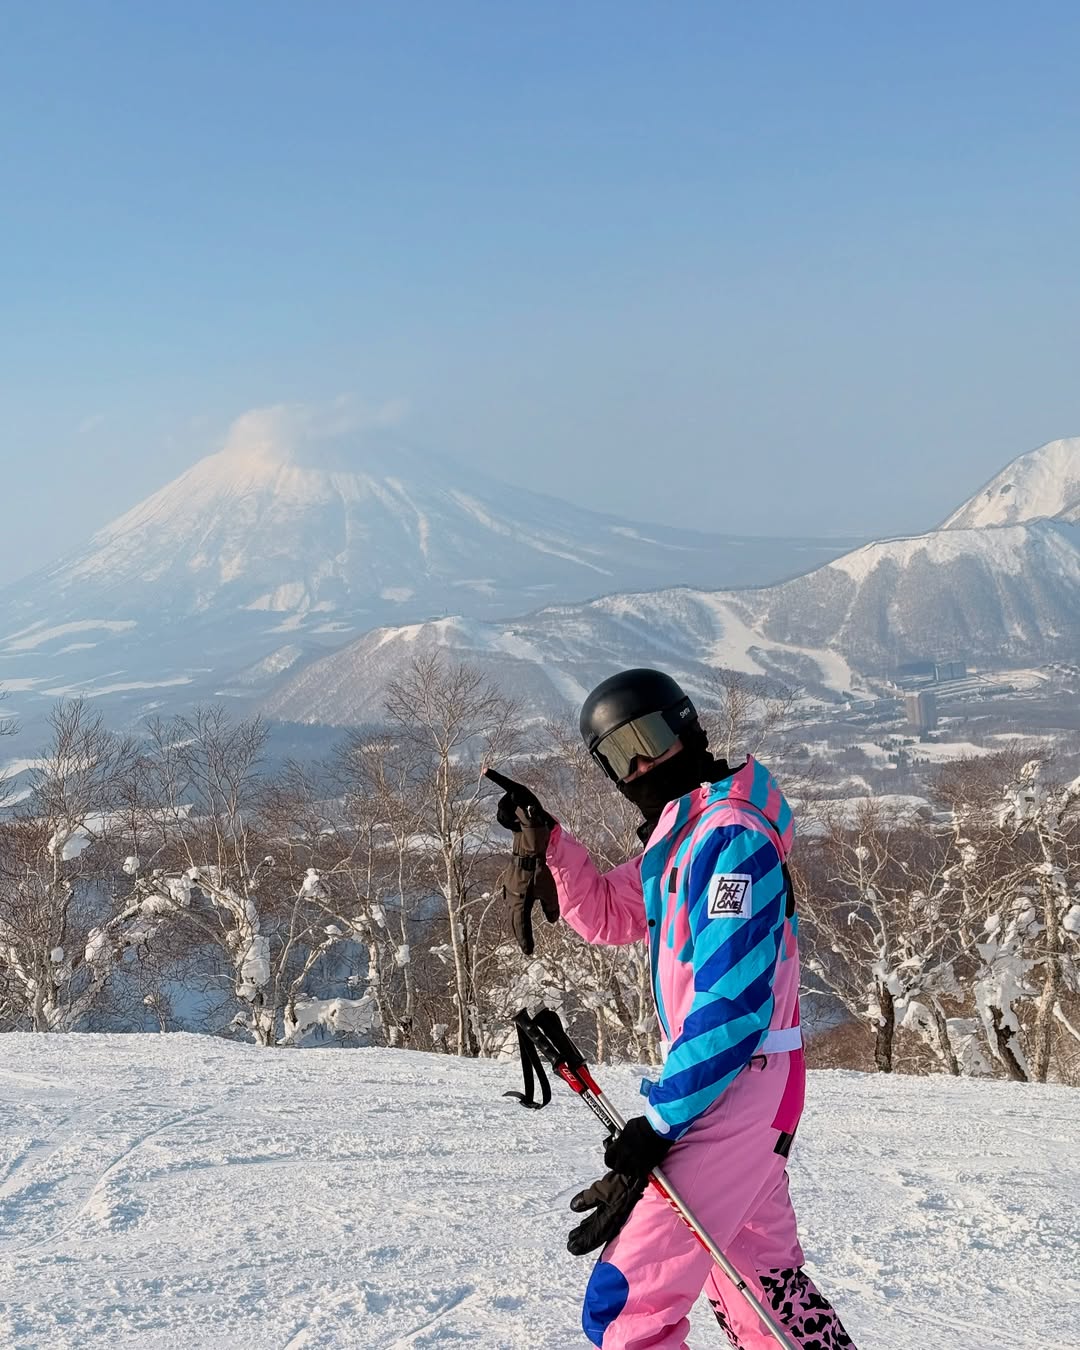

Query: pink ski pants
left=583, top=1052, right=811, bottom=1349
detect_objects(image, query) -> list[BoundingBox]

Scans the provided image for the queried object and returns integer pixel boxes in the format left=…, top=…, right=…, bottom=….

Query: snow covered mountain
left=7, top=409, right=844, bottom=625
left=942, top=437, right=1080, bottom=528
left=9, top=417, right=1080, bottom=739
left=0, top=406, right=849, bottom=730
left=740, top=519, right=1080, bottom=670
left=260, top=588, right=860, bottom=726
left=262, top=519, right=1080, bottom=725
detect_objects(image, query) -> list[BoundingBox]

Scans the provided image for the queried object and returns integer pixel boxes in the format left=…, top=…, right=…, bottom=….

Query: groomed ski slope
left=0, top=1036, right=1076, bottom=1350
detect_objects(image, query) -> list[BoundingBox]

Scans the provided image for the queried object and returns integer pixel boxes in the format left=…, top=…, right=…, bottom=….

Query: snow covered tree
left=333, top=730, right=433, bottom=1048
left=939, top=755, right=1080, bottom=1082
left=800, top=799, right=979, bottom=1074
left=0, top=701, right=151, bottom=1031
left=120, top=709, right=374, bottom=1046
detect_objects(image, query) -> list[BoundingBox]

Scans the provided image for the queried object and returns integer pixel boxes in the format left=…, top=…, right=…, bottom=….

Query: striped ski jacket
left=545, top=756, right=801, bottom=1141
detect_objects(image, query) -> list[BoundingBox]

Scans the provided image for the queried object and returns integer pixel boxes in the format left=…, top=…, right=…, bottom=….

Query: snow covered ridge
left=744, top=518, right=1080, bottom=669
left=259, top=591, right=862, bottom=725
left=261, top=518, right=1080, bottom=725
left=0, top=1034, right=1075, bottom=1350
left=942, top=436, right=1080, bottom=529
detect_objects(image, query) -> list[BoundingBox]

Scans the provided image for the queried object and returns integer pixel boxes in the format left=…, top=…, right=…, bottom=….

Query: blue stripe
left=648, top=1025, right=770, bottom=1131
left=647, top=861, right=787, bottom=1134
left=695, top=888, right=784, bottom=991
left=684, top=822, right=749, bottom=912
left=583, top=1261, right=630, bottom=1346
left=688, top=917, right=785, bottom=1009
left=637, top=763, right=797, bottom=1138
left=655, top=961, right=778, bottom=1093
left=689, top=833, right=781, bottom=922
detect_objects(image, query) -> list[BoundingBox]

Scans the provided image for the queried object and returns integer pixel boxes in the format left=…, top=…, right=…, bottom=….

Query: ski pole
left=514, top=1008, right=801, bottom=1350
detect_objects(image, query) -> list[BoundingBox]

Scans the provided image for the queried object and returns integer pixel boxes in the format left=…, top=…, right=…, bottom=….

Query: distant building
left=934, top=660, right=968, bottom=683
left=897, top=660, right=936, bottom=680
left=905, top=690, right=938, bottom=733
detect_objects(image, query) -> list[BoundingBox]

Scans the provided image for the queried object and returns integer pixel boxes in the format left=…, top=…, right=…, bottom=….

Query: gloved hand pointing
left=486, top=767, right=555, bottom=833
left=484, top=767, right=559, bottom=956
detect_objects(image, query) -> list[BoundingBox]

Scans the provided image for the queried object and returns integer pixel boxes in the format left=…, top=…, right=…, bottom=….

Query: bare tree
left=700, top=670, right=801, bottom=766
left=383, top=656, right=520, bottom=1056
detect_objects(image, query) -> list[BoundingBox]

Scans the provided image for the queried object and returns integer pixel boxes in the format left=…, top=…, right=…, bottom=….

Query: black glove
left=498, top=830, right=560, bottom=956
left=486, top=769, right=559, bottom=956
left=567, top=1169, right=647, bottom=1256
left=603, top=1115, right=673, bottom=1177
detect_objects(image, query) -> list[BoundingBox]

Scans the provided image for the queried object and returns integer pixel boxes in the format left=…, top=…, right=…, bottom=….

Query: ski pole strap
left=511, top=1006, right=609, bottom=1105
left=503, top=1019, right=552, bottom=1109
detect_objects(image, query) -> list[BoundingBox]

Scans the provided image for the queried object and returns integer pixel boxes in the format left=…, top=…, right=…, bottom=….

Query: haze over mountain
left=6, top=415, right=1080, bottom=741
left=942, top=437, right=1080, bottom=529
left=0, top=406, right=850, bottom=732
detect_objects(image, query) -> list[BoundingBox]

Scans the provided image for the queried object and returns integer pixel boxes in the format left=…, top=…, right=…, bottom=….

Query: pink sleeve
left=545, top=824, right=647, bottom=946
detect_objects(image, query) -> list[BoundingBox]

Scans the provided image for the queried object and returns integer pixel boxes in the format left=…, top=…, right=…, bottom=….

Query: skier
left=494, top=668, right=855, bottom=1350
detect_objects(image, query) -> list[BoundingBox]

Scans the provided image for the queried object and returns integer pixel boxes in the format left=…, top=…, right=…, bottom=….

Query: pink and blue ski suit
left=547, top=757, right=852, bottom=1350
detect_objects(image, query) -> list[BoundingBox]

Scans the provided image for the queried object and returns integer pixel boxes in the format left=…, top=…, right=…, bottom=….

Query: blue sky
left=3, top=1, right=1080, bottom=584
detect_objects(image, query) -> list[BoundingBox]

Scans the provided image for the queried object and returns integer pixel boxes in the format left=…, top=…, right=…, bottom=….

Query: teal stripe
left=654, top=1018, right=773, bottom=1131
left=661, top=945, right=780, bottom=1079
left=642, top=795, right=692, bottom=1039
left=689, top=858, right=783, bottom=966
left=666, top=821, right=704, bottom=951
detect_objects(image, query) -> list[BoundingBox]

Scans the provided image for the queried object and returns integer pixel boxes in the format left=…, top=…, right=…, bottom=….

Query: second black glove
left=567, top=1169, right=647, bottom=1256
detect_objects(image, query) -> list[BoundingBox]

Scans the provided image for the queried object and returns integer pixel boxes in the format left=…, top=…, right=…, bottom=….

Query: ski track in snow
left=0, top=1037, right=1076, bottom=1349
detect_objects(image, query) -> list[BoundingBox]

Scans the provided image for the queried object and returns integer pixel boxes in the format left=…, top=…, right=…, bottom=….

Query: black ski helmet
left=579, top=668, right=698, bottom=782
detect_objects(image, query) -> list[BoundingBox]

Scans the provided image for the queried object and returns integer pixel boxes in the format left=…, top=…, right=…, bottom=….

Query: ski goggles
left=590, top=699, right=696, bottom=782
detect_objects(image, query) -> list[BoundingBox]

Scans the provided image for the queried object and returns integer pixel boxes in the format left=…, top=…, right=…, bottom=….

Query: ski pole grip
left=514, top=1007, right=588, bottom=1075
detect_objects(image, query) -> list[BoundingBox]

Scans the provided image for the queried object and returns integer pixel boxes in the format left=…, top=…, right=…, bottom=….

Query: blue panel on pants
left=582, top=1260, right=630, bottom=1346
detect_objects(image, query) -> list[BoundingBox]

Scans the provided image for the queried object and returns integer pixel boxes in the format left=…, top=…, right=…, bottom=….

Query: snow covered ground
left=0, top=1036, right=1077, bottom=1350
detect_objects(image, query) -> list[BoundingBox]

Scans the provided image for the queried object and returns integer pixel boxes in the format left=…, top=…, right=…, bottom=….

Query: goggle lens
left=591, top=704, right=691, bottom=781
